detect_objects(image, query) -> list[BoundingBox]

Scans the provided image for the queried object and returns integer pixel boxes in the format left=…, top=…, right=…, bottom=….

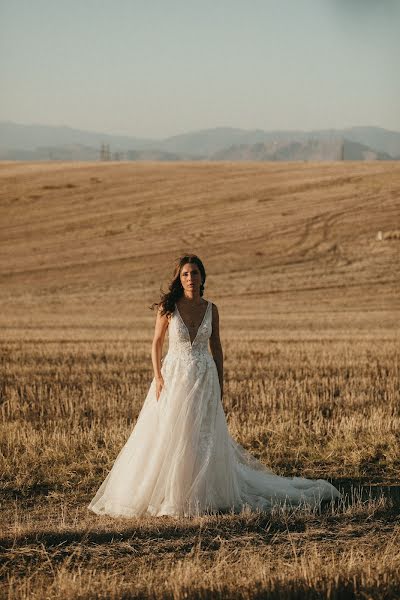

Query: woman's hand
left=155, top=375, right=165, bottom=401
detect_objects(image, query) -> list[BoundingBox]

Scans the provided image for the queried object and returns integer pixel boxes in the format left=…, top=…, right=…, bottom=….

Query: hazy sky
left=1, top=0, right=399, bottom=138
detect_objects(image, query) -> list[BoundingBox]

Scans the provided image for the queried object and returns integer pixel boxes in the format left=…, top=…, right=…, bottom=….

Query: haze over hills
left=0, top=121, right=157, bottom=153
left=1, top=121, right=399, bottom=161
left=212, top=138, right=392, bottom=161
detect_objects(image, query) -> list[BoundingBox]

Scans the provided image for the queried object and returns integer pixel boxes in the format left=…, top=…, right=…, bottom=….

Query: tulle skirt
left=88, top=352, right=341, bottom=518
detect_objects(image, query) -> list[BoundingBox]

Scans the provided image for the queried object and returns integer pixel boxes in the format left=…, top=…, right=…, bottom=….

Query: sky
left=0, top=0, right=399, bottom=139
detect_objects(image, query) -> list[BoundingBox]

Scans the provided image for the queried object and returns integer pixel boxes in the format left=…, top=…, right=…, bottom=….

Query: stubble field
left=1, top=160, right=399, bottom=598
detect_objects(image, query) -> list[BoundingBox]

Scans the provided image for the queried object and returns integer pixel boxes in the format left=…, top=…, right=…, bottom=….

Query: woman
left=88, top=254, right=341, bottom=518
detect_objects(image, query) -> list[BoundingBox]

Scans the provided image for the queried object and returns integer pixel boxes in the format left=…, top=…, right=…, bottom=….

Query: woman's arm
left=151, top=306, right=169, bottom=400
left=209, top=302, right=224, bottom=399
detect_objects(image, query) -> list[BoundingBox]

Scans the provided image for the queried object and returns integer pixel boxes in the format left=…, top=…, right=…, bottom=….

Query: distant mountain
left=157, top=127, right=272, bottom=156
left=342, top=126, right=400, bottom=158
left=212, top=138, right=393, bottom=161
left=1, top=121, right=399, bottom=161
left=159, top=126, right=400, bottom=158
left=0, top=121, right=158, bottom=153
left=342, top=139, right=393, bottom=160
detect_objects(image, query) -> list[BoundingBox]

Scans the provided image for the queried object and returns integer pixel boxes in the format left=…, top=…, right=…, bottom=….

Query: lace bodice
left=162, top=300, right=214, bottom=376
left=169, top=299, right=212, bottom=353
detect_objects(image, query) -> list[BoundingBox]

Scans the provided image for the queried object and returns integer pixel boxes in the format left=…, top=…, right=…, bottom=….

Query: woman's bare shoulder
left=210, top=301, right=219, bottom=317
left=155, top=304, right=172, bottom=324
left=209, top=299, right=218, bottom=309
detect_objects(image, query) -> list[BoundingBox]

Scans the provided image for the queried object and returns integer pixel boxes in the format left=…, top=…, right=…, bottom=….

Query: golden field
left=1, top=161, right=400, bottom=598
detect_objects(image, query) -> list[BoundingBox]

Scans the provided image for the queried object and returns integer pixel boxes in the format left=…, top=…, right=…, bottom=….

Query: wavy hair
left=150, top=254, right=206, bottom=317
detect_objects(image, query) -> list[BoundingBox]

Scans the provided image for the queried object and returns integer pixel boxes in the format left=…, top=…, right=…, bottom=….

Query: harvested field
left=1, top=161, right=399, bottom=598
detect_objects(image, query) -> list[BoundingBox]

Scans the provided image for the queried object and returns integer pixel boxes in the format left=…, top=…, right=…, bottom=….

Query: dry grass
left=2, top=499, right=400, bottom=599
left=1, top=161, right=399, bottom=598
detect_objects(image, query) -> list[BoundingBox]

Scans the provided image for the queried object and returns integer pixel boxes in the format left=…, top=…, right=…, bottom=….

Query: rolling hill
left=0, top=160, right=399, bottom=340
left=1, top=121, right=399, bottom=161
left=211, top=138, right=392, bottom=161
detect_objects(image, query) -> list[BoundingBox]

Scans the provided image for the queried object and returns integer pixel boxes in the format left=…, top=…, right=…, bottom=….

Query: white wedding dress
left=88, top=300, right=341, bottom=518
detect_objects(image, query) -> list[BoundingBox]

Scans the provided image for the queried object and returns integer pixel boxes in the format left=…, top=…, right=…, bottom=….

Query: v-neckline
left=175, top=300, right=210, bottom=347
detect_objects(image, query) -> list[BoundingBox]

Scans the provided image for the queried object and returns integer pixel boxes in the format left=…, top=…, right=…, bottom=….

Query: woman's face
left=180, top=262, right=202, bottom=295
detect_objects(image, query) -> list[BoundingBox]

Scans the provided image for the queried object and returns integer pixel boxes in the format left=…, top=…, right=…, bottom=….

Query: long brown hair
left=150, top=254, right=206, bottom=317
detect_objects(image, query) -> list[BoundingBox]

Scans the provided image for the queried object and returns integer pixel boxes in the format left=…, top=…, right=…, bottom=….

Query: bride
left=88, top=254, right=341, bottom=518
